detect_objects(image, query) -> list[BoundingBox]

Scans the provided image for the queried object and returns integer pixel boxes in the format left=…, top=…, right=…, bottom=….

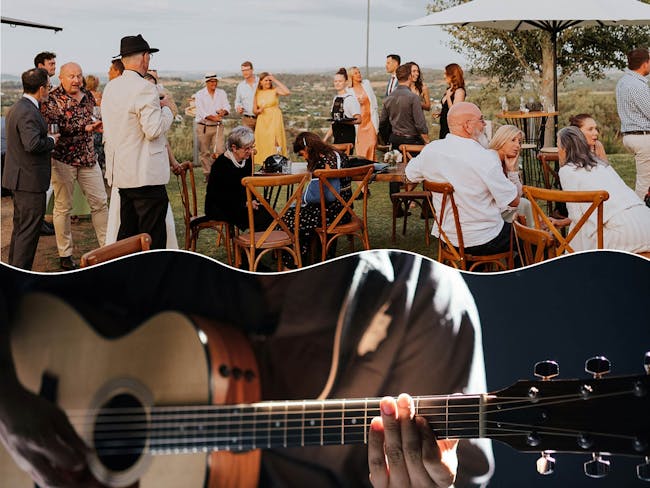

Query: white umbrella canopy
left=400, top=0, right=650, bottom=133
left=400, top=0, right=650, bottom=31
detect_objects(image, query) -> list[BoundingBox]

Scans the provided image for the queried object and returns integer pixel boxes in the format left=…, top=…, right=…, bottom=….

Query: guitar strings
left=63, top=388, right=637, bottom=429
left=86, top=420, right=637, bottom=457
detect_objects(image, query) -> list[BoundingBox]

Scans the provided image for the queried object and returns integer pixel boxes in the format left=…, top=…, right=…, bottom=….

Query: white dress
left=559, top=163, right=650, bottom=252
left=105, top=186, right=179, bottom=249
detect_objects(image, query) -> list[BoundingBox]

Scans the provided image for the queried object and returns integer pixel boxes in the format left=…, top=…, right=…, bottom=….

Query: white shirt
left=332, top=90, right=361, bottom=118
left=235, top=77, right=258, bottom=116
left=22, top=94, right=39, bottom=108
left=405, top=134, right=517, bottom=248
left=194, top=86, right=231, bottom=124
left=559, top=163, right=650, bottom=251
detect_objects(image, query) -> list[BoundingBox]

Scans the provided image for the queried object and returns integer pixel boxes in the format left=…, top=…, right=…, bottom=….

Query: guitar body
left=1, top=293, right=261, bottom=488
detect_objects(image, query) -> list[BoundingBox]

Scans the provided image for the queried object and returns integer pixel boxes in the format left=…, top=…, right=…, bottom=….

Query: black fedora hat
left=114, top=34, right=159, bottom=58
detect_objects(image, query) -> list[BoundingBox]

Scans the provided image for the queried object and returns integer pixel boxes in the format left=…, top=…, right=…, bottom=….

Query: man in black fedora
left=101, top=34, right=174, bottom=249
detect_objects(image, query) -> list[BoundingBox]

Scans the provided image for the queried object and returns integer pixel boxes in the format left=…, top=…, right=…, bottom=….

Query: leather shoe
left=395, top=209, right=411, bottom=218
left=40, top=220, right=55, bottom=236
left=60, top=256, right=78, bottom=271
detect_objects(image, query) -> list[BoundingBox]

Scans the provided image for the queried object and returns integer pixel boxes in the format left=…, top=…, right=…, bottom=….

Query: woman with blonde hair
left=436, top=63, right=466, bottom=139
left=489, top=125, right=534, bottom=225
left=84, top=74, right=101, bottom=105
left=348, top=66, right=378, bottom=160
left=253, top=72, right=291, bottom=165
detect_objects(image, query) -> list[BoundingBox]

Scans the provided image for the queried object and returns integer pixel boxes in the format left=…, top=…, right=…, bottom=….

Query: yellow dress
left=253, top=89, right=287, bottom=165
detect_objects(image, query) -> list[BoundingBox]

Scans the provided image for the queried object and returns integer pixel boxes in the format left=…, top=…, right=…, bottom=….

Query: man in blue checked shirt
left=616, top=47, right=650, bottom=199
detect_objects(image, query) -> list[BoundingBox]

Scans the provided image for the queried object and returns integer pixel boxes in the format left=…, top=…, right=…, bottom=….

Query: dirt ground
left=1, top=195, right=97, bottom=273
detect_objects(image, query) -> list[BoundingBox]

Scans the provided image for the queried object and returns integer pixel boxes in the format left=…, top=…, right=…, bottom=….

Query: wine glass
left=47, top=123, right=59, bottom=136
left=499, top=96, right=508, bottom=113
left=92, top=106, right=101, bottom=121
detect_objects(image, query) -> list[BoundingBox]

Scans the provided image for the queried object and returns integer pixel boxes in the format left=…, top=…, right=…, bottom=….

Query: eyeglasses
left=466, top=116, right=486, bottom=124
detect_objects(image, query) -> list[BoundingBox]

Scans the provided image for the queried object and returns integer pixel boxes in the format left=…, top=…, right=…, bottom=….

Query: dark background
left=464, top=251, right=650, bottom=487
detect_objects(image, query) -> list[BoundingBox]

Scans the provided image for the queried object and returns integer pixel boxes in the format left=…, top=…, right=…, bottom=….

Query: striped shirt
left=615, top=69, right=650, bottom=132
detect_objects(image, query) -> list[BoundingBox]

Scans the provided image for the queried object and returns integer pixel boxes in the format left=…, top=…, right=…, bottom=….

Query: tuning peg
left=534, top=360, right=559, bottom=381
left=585, top=356, right=610, bottom=378
left=584, top=453, right=610, bottom=478
left=536, top=452, right=555, bottom=475
left=644, top=352, right=650, bottom=375
left=637, top=457, right=650, bottom=481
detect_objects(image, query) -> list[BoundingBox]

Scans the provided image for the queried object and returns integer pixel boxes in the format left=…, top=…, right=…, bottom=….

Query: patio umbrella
left=2, top=16, right=62, bottom=32
left=399, top=0, right=650, bottom=130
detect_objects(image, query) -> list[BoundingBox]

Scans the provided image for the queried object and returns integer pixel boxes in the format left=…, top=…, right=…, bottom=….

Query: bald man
left=405, top=102, right=520, bottom=255
left=41, top=62, right=108, bottom=271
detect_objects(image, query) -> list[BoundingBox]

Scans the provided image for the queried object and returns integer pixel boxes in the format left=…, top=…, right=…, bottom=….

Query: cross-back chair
left=522, top=186, right=609, bottom=255
left=80, top=233, right=152, bottom=267
left=313, top=164, right=374, bottom=262
left=331, top=143, right=353, bottom=156
left=234, top=173, right=309, bottom=271
left=178, top=161, right=232, bottom=264
left=390, top=144, right=430, bottom=245
left=423, top=180, right=514, bottom=272
left=513, top=220, right=556, bottom=266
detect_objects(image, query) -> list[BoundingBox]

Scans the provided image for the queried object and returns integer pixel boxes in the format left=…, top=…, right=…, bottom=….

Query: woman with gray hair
left=205, top=126, right=272, bottom=231
left=489, top=125, right=534, bottom=226
left=558, top=126, right=650, bottom=252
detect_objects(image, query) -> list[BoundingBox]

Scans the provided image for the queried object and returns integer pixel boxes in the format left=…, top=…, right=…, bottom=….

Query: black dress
left=439, top=90, right=455, bottom=139
left=331, top=95, right=356, bottom=147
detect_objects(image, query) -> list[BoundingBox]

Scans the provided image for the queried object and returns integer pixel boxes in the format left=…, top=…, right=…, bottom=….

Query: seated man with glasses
left=406, top=102, right=520, bottom=255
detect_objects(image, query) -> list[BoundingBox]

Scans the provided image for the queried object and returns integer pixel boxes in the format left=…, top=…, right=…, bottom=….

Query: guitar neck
left=95, top=395, right=483, bottom=456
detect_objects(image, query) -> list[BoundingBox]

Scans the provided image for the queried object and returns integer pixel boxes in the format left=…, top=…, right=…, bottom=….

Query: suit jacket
left=2, top=97, right=54, bottom=193
left=101, top=70, right=173, bottom=188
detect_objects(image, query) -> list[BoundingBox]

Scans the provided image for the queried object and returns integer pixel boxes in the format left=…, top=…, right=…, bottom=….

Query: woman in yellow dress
left=253, top=72, right=291, bottom=166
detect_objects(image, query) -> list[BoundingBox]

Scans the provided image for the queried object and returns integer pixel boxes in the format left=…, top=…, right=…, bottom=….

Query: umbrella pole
left=552, top=29, right=558, bottom=145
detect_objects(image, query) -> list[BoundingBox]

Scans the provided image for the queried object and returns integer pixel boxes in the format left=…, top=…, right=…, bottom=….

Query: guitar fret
left=340, top=400, right=345, bottom=445
left=286, top=403, right=303, bottom=448
left=323, top=401, right=342, bottom=445
left=363, top=398, right=368, bottom=445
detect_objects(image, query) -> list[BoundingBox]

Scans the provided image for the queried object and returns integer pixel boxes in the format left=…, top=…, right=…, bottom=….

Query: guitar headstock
left=485, top=354, right=650, bottom=481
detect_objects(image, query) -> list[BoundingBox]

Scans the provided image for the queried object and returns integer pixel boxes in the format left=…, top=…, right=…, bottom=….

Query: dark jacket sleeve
left=17, top=108, right=54, bottom=155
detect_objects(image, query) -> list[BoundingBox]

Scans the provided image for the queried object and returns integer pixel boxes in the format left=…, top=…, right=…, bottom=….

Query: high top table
left=496, top=111, right=558, bottom=188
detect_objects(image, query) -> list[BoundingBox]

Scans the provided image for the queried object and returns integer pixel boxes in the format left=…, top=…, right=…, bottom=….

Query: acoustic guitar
left=2, top=293, right=649, bottom=487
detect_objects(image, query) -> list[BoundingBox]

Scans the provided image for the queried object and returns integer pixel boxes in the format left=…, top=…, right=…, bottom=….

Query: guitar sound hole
left=93, top=393, right=146, bottom=472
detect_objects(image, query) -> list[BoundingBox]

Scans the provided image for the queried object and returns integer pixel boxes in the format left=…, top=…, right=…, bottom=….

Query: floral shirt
left=41, top=86, right=97, bottom=167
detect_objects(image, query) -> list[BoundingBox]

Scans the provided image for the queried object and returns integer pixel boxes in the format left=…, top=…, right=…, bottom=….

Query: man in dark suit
left=2, top=68, right=58, bottom=270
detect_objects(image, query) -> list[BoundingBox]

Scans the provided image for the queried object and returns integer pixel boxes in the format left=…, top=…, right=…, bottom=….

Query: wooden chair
left=313, top=165, right=374, bottom=261
left=391, top=144, right=430, bottom=245
left=522, top=186, right=609, bottom=255
left=513, top=220, right=556, bottom=266
left=331, top=143, right=353, bottom=156
left=80, top=233, right=152, bottom=267
left=536, top=149, right=565, bottom=215
left=423, top=181, right=514, bottom=272
left=234, top=173, right=309, bottom=271
left=178, top=161, right=232, bottom=264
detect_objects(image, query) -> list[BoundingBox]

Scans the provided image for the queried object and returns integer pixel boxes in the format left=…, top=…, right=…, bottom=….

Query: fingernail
left=380, top=397, right=394, bottom=416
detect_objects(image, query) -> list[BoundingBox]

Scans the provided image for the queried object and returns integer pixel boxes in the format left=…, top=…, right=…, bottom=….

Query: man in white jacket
left=102, top=34, right=173, bottom=248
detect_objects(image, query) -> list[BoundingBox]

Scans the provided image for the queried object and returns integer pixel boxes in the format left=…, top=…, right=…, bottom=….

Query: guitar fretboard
left=93, top=395, right=483, bottom=455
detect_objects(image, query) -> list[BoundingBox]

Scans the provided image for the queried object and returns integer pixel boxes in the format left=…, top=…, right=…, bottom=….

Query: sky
left=1, top=0, right=466, bottom=78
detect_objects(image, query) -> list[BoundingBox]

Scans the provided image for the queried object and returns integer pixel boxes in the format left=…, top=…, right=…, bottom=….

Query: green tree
left=428, top=0, right=650, bottom=141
